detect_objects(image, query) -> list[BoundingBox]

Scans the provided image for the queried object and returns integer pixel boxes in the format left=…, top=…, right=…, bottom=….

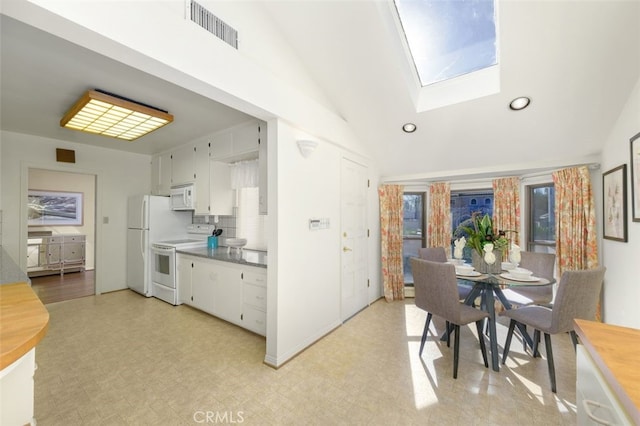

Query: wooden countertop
left=0, top=282, right=49, bottom=370
left=574, top=319, right=640, bottom=424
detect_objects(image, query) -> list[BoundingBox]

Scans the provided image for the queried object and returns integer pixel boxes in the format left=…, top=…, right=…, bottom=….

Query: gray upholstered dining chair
left=411, top=258, right=489, bottom=379
left=418, top=247, right=472, bottom=301
left=501, top=266, right=606, bottom=393
left=502, top=251, right=556, bottom=306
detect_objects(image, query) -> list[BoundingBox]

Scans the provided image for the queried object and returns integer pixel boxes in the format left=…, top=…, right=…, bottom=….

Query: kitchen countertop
left=574, top=319, right=640, bottom=424
left=0, top=247, right=29, bottom=285
left=177, top=246, right=267, bottom=268
left=0, top=282, right=50, bottom=370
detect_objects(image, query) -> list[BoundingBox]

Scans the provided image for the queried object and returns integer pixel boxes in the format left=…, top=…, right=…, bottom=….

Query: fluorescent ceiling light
left=60, top=89, right=173, bottom=141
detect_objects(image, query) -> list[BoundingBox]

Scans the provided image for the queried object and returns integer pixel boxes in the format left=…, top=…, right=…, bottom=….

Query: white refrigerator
left=126, top=195, right=191, bottom=296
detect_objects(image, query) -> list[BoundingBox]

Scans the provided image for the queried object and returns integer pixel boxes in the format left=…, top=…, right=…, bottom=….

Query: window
left=236, top=187, right=266, bottom=251
left=403, top=192, right=425, bottom=285
left=451, top=189, right=494, bottom=262
left=527, top=184, right=556, bottom=254
left=393, top=0, right=498, bottom=87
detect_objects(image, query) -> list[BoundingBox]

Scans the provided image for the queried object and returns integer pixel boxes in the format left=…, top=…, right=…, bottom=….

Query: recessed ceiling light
left=402, top=123, right=417, bottom=133
left=509, top=96, right=531, bottom=111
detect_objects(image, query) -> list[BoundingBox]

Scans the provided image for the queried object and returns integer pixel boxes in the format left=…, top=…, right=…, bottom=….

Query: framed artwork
left=631, top=131, right=640, bottom=222
left=28, top=190, right=83, bottom=226
left=602, top=165, right=627, bottom=242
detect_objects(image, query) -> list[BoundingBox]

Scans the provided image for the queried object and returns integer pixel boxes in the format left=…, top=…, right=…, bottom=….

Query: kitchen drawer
left=242, top=306, right=266, bottom=336
left=243, top=270, right=266, bottom=287
left=63, top=235, right=85, bottom=243
left=243, top=283, right=266, bottom=311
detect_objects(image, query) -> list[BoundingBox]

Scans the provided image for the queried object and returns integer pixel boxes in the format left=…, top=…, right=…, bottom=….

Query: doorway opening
left=27, top=168, right=96, bottom=304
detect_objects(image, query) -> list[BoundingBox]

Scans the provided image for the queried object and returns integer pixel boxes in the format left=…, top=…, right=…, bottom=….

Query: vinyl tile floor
left=34, top=290, right=577, bottom=425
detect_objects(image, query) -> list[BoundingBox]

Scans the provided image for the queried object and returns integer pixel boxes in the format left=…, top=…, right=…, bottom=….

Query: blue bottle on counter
left=207, top=236, right=218, bottom=249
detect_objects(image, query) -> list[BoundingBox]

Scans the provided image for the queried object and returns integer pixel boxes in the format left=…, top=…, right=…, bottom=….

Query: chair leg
left=532, top=329, right=541, bottom=358
left=453, top=324, right=460, bottom=379
left=569, top=330, right=579, bottom=350
left=502, top=319, right=516, bottom=364
left=446, top=321, right=451, bottom=347
left=419, top=313, right=432, bottom=356
left=475, top=320, right=489, bottom=368
left=544, top=333, right=557, bottom=393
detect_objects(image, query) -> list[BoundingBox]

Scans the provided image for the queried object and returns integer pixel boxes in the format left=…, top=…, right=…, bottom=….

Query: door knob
left=343, top=246, right=352, bottom=252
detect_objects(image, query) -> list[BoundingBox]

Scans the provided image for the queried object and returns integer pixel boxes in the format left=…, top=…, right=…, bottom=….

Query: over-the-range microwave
left=170, top=184, right=195, bottom=210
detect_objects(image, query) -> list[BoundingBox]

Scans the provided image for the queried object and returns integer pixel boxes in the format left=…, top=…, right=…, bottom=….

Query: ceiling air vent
left=190, top=0, right=238, bottom=49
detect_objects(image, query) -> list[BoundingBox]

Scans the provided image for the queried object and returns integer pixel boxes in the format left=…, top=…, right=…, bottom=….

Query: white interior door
left=341, top=158, right=368, bottom=321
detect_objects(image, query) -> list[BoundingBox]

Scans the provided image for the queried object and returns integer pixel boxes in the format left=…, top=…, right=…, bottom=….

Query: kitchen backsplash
left=193, top=209, right=238, bottom=239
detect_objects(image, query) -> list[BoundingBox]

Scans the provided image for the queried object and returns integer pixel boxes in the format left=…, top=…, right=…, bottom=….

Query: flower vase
left=472, top=250, right=502, bottom=274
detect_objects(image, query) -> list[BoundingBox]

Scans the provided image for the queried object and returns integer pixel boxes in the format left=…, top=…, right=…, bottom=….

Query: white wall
left=1, top=130, right=151, bottom=293
left=264, top=120, right=379, bottom=366
left=600, top=75, right=640, bottom=329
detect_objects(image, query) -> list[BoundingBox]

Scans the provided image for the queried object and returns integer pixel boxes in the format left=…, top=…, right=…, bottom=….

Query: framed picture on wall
left=630, top=131, right=640, bottom=222
left=602, top=165, right=627, bottom=242
left=28, top=190, right=83, bottom=226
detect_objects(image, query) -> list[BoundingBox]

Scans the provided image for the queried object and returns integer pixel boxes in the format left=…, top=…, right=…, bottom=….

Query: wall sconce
left=60, top=89, right=173, bottom=141
left=297, top=139, right=318, bottom=158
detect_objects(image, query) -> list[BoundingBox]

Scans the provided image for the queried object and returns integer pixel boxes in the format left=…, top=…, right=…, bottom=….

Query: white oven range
left=151, top=224, right=215, bottom=305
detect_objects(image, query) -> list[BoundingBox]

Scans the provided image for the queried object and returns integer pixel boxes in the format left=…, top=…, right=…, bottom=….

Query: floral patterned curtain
left=552, top=166, right=600, bottom=319
left=492, top=177, right=521, bottom=246
left=379, top=184, right=405, bottom=301
left=427, top=182, right=451, bottom=253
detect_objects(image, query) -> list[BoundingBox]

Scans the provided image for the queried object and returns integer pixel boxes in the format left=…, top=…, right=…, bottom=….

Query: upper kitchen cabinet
left=171, top=144, right=196, bottom=186
left=210, top=120, right=265, bottom=162
left=150, top=151, right=172, bottom=196
left=194, top=142, right=211, bottom=216
left=210, top=160, right=233, bottom=216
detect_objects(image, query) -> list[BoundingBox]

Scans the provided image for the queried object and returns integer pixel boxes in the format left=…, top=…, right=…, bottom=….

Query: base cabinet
left=0, top=348, right=36, bottom=426
left=576, top=345, right=633, bottom=425
left=177, top=255, right=266, bottom=335
left=242, top=270, right=267, bottom=336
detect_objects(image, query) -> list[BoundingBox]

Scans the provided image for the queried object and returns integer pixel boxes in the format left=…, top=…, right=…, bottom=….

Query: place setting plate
left=500, top=273, right=540, bottom=282
left=456, top=270, right=482, bottom=277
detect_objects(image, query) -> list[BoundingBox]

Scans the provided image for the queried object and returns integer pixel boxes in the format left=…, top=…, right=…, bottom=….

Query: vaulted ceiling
left=2, top=1, right=639, bottom=181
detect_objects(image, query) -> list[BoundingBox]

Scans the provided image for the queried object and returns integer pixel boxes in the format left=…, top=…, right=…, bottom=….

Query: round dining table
left=445, top=271, right=556, bottom=372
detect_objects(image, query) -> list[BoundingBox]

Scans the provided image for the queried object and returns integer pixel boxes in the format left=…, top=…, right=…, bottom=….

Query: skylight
left=393, top=0, right=498, bottom=87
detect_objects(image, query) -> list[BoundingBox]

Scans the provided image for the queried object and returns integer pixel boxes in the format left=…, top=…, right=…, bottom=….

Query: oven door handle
left=151, top=246, right=176, bottom=254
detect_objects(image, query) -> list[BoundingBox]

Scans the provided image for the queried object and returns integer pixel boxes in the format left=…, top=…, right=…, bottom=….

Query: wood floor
left=30, top=270, right=95, bottom=305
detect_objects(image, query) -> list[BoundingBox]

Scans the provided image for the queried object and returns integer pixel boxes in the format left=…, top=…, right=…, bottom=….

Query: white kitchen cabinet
left=151, top=151, right=172, bottom=196
left=178, top=254, right=216, bottom=314
left=209, top=130, right=233, bottom=160
left=211, top=263, right=243, bottom=326
left=232, top=121, right=261, bottom=156
left=194, top=142, right=210, bottom=215
left=191, top=257, right=216, bottom=315
left=171, top=144, right=196, bottom=186
left=210, top=160, right=233, bottom=216
left=576, top=345, right=633, bottom=425
left=177, top=254, right=266, bottom=335
left=242, top=267, right=267, bottom=336
left=210, top=120, right=265, bottom=161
